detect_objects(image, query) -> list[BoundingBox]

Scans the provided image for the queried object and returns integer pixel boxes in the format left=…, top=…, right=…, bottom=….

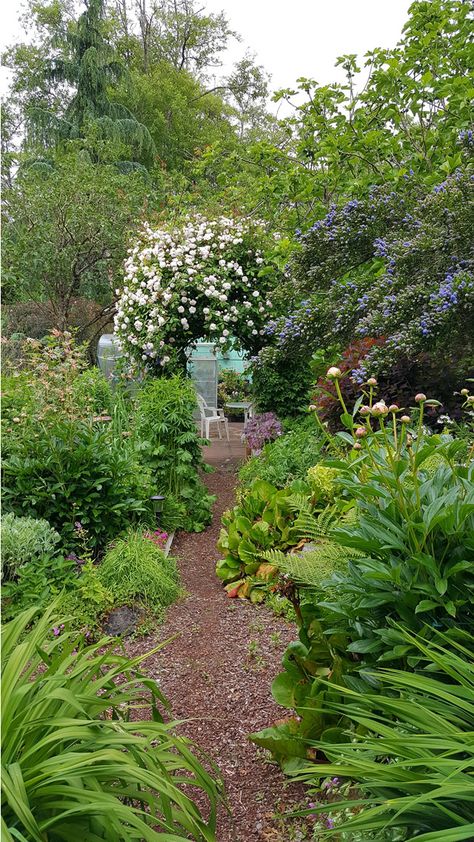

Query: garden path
left=126, top=431, right=307, bottom=841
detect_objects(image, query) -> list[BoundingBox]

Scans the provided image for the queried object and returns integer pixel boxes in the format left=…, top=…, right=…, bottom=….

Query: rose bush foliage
left=114, top=215, right=278, bottom=370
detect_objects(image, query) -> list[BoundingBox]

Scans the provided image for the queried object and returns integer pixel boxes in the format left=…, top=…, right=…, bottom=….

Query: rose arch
left=114, top=215, right=278, bottom=372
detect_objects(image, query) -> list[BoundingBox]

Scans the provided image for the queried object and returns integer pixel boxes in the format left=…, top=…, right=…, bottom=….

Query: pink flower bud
left=327, top=366, right=342, bottom=379
left=372, top=400, right=389, bottom=416
left=415, top=393, right=427, bottom=403
left=359, top=405, right=371, bottom=416
left=401, top=415, right=411, bottom=423
left=353, top=442, right=362, bottom=450
left=388, top=404, right=399, bottom=413
left=355, top=427, right=367, bottom=438
left=366, top=377, right=377, bottom=386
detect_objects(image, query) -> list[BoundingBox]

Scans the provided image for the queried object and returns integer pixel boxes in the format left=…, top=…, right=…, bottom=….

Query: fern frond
left=293, top=505, right=338, bottom=542
left=285, top=493, right=313, bottom=513
left=262, top=541, right=354, bottom=591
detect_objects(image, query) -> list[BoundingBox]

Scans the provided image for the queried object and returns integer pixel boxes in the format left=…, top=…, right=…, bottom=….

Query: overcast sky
left=1, top=0, right=412, bottom=102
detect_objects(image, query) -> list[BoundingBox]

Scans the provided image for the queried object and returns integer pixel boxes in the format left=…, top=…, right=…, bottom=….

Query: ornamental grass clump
left=1, top=604, right=221, bottom=840
left=97, top=528, right=181, bottom=614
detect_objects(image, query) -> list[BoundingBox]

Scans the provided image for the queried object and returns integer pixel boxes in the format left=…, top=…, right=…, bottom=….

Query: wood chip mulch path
left=126, top=465, right=308, bottom=841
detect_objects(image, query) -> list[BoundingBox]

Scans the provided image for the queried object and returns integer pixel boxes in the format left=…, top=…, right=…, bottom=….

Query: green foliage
left=262, top=542, right=352, bottom=594
left=1, top=512, right=61, bottom=580
left=323, top=435, right=474, bottom=664
left=199, top=0, right=474, bottom=228
left=217, top=369, right=251, bottom=417
left=136, top=376, right=214, bottom=532
left=250, top=348, right=314, bottom=418
left=294, top=630, right=474, bottom=841
left=216, top=478, right=309, bottom=585
left=0, top=373, right=37, bottom=456
left=111, top=61, right=234, bottom=174
left=1, top=604, right=221, bottom=840
left=251, top=388, right=474, bottom=771
left=2, top=554, right=79, bottom=623
left=71, top=367, right=113, bottom=415
left=97, top=529, right=181, bottom=615
left=58, top=558, right=114, bottom=633
left=238, top=421, right=324, bottom=489
left=2, top=417, right=153, bottom=553
left=2, top=155, right=152, bottom=323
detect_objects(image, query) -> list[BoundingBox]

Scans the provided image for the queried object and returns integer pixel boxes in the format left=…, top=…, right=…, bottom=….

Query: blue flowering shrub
left=259, top=149, right=474, bottom=404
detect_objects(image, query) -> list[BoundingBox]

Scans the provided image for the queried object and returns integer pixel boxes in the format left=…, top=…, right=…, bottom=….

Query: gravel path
left=126, top=466, right=307, bottom=841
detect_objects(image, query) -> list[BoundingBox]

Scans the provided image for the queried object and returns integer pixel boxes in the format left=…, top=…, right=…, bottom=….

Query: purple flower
left=243, top=412, right=283, bottom=453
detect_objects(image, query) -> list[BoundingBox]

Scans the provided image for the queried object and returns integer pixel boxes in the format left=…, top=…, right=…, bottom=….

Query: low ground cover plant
left=1, top=605, right=222, bottom=841
left=1, top=513, right=61, bottom=581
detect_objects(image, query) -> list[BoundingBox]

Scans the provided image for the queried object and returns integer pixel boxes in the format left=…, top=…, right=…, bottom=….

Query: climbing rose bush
left=114, top=215, right=277, bottom=370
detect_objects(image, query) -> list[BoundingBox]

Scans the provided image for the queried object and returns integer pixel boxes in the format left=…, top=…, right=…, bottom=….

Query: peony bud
left=355, top=427, right=367, bottom=438
left=353, top=442, right=362, bottom=450
left=308, top=404, right=317, bottom=411
left=406, top=434, right=413, bottom=446
left=388, top=404, right=399, bottom=413
left=327, top=366, right=342, bottom=379
left=359, top=405, right=371, bottom=416
left=467, top=396, right=474, bottom=405
left=372, top=400, right=389, bottom=417
left=415, top=393, right=427, bottom=403
left=460, top=388, right=469, bottom=396
left=400, top=415, right=411, bottom=424
left=366, top=377, right=377, bottom=386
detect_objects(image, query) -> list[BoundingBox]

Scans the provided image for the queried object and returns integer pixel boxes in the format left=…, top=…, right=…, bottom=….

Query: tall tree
left=6, top=0, right=155, bottom=167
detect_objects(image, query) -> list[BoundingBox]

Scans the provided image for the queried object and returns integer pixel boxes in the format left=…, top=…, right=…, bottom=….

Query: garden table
left=223, top=401, right=253, bottom=424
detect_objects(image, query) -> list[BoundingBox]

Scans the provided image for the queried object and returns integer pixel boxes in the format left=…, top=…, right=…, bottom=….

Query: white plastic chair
left=196, top=394, right=230, bottom=441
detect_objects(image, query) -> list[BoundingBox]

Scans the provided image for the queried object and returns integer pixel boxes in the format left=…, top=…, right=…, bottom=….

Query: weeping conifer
left=28, top=0, right=155, bottom=168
